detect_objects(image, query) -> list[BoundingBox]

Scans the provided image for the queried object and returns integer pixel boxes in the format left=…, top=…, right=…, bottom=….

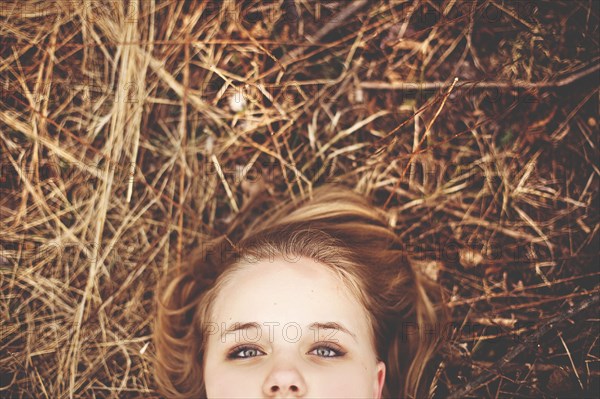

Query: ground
left=0, top=1, right=598, bottom=398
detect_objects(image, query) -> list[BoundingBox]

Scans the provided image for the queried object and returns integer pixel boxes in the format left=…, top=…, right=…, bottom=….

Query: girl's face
left=203, top=256, right=386, bottom=398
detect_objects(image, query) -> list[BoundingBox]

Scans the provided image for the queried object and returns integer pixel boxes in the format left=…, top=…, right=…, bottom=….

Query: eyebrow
left=222, top=322, right=261, bottom=339
left=309, top=322, right=358, bottom=342
left=222, top=321, right=358, bottom=342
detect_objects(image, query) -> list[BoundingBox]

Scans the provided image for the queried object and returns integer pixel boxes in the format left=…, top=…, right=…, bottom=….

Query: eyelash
left=226, top=343, right=347, bottom=360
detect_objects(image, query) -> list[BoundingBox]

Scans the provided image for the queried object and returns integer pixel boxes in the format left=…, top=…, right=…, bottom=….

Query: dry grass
left=1, top=1, right=598, bottom=398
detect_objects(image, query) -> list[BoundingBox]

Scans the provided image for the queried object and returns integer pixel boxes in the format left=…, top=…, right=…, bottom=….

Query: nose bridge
left=263, top=350, right=307, bottom=397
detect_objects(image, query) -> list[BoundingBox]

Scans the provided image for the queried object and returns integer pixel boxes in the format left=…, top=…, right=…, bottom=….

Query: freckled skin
left=203, top=257, right=386, bottom=398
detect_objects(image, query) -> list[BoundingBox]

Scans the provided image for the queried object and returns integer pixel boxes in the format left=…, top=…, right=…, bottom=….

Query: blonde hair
left=153, top=183, right=447, bottom=398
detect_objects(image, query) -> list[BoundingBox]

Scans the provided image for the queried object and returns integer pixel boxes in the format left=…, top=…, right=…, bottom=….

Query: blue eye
left=227, top=343, right=346, bottom=360
left=227, top=345, right=265, bottom=359
left=310, top=343, right=346, bottom=358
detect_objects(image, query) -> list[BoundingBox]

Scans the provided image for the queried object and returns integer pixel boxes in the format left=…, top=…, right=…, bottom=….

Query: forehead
left=210, top=257, right=367, bottom=328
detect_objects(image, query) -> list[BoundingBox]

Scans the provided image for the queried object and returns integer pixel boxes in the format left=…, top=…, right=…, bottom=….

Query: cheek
left=309, top=364, right=375, bottom=398
left=204, top=365, right=259, bottom=397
